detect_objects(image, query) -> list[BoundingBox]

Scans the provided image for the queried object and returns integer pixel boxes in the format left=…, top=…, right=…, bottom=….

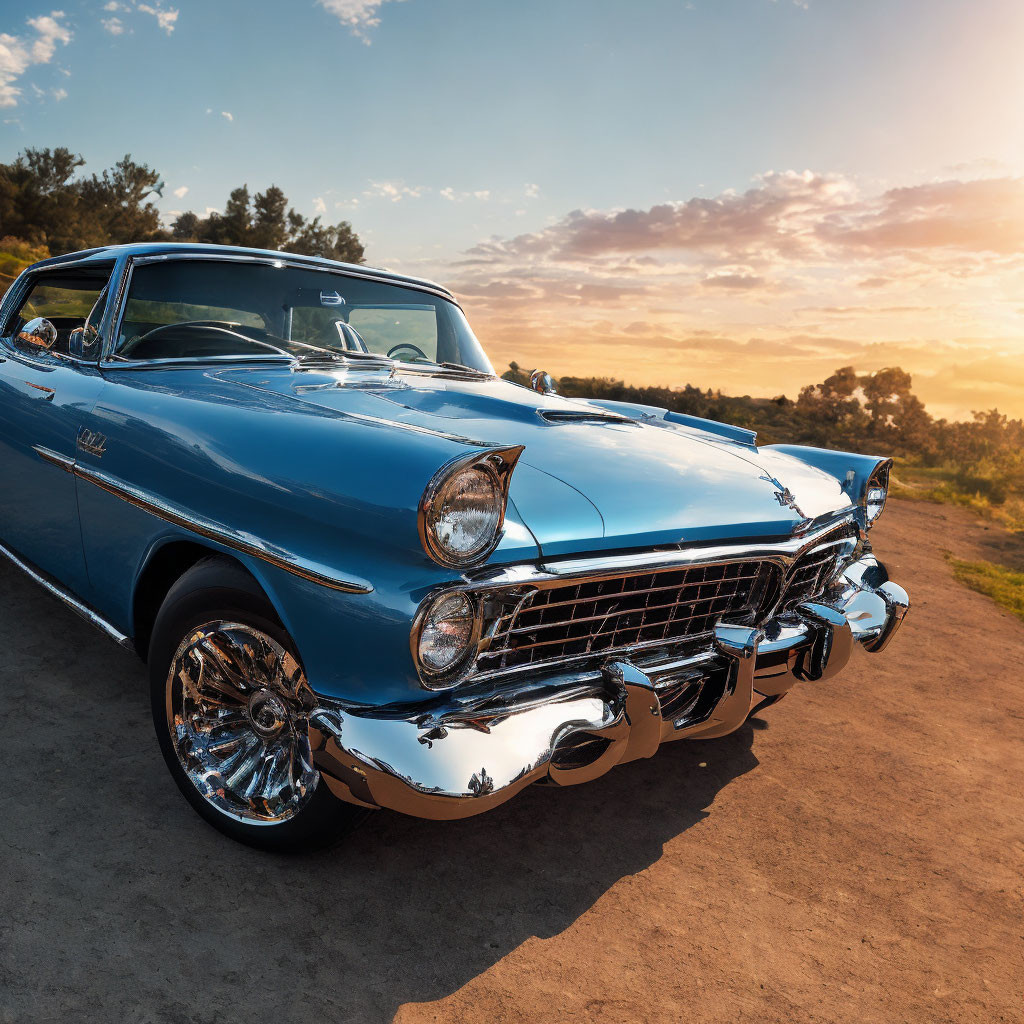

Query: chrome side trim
left=75, top=463, right=374, bottom=594
left=0, top=539, right=134, bottom=651
left=32, top=445, right=75, bottom=472
left=31, top=447, right=373, bottom=595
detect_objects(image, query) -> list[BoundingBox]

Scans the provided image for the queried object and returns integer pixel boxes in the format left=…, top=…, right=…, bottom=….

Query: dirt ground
left=1, top=498, right=1022, bottom=1024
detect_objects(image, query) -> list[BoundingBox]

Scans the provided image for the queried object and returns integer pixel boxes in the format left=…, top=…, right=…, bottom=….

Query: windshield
left=113, top=259, right=493, bottom=373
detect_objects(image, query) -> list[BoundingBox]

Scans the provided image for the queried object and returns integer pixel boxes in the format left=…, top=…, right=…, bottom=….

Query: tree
left=171, top=184, right=365, bottom=263
left=251, top=186, right=288, bottom=251
left=80, top=154, right=164, bottom=245
left=0, top=147, right=163, bottom=252
left=170, top=210, right=200, bottom=240
left=0, top=146, right=366, bottom=263
left=795, top=366, right=865, bottom=435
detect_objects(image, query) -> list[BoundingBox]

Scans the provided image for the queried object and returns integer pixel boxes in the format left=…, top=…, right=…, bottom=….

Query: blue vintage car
left=0, top=242, right=909, bottom=849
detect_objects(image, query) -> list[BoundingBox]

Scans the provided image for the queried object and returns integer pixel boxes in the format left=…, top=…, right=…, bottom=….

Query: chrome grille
left=781, top=523, right=858, bottom=608
left=478, top=559, right=777, bottom=674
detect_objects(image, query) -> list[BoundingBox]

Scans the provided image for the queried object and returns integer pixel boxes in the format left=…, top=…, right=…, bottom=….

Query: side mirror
left=17, top=317, right=58, bottom=353
left=69, top=322, right=101, bottom=360
left=530, top=368, right=557, bottom=395
left=68, top=326, right=85, bottom=359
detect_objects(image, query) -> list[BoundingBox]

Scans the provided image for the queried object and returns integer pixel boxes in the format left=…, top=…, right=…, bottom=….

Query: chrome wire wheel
left=165, top=621, right=319, bottom=825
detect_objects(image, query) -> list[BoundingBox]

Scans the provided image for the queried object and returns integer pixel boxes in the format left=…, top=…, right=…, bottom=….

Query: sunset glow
left=453, top=170, right=1024, bottom=420
left=3, top=0, right=1024, bottom=419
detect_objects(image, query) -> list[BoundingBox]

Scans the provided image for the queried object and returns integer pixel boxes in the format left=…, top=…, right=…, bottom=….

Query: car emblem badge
left=76, top=427, right=108, bottom=457
left=760, top=474, right=805, bottom=518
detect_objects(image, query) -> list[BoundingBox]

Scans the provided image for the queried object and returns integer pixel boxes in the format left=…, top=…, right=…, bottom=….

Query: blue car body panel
left=0, top=243, right=883, bottom=706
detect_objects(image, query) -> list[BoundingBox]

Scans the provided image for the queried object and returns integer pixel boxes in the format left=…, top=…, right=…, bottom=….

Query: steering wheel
left=386, top=342, right=429, bottom=362
left=120, top=320, right=289, bottom=358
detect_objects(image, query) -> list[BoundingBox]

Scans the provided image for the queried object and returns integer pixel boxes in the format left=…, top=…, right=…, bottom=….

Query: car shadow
left=0, top=559, right=760, bottom=1024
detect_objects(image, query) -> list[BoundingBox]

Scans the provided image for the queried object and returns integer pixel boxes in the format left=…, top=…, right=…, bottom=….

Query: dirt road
left=1, top=499, right=1022, bottom=1024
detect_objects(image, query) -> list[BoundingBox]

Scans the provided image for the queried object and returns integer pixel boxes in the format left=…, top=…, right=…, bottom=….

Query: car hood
left=218, top=367, right=856, bottom=556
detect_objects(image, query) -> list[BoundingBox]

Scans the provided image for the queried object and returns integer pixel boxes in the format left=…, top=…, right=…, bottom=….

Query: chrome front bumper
left=309, top=554, right=909, bottom=820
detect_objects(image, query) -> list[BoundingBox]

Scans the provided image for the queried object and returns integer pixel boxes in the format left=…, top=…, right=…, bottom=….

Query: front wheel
left=148, top=558, right=368, bottom=851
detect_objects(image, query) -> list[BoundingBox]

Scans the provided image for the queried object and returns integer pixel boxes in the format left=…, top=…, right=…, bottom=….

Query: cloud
left=701, top=272, right=769, bottom=290
left=363, top=180, right=426, bottom=202
left=816, top=177, right=1024, bottom=255
left=467, top=171, right=861, bottom=263
left=102, top=2, right=178, bottom=36
left=439, top=186, right=492, bottom=203
left=221, top=110, right=233, bottom=121
left=137, top=2, right=179, bottom=34
left=312, top=196, right=326, bottom=214
left=51, top=85, right=66, bottom=100
left=0, top=10, right=71, bottom=107
left=316, top=0, right=406, bottom=44
left=172, top=185, right=188, bottom=198
left=466, top=171, right=1024, bottom=269
left=432, top=169, right=1024, bottom=421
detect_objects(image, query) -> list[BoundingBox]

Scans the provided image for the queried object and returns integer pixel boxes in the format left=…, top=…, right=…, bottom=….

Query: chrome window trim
left=102, top=354, right=295, bottom=371
left=0, top=261, right=117, bottom=368
left=0, top=537, right=134, bottom=651
left=32, top=446, right=374, bottom=595
left=126, top=252, right=458, bottom=303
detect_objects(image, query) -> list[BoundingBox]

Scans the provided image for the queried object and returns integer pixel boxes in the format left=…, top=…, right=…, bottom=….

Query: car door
left=0, top=262, right=115, bottom=597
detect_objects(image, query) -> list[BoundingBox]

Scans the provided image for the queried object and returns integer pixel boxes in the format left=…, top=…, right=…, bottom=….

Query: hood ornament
left=760, top=474, right=806, bottom=519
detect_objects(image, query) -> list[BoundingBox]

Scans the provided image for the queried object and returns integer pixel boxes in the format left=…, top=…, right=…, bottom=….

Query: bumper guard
left=309, top=553, right=909, bottom=819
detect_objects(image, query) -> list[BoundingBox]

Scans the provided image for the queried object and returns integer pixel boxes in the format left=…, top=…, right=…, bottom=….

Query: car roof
left=26, top=242, right=457, bottom=302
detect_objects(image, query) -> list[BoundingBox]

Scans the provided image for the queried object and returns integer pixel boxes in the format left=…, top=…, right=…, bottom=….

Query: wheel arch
left=131, top=539, right=282, bottom=662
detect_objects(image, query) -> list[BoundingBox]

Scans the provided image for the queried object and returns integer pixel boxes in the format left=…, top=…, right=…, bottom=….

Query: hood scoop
left=538, top=409, right=637, bottom=425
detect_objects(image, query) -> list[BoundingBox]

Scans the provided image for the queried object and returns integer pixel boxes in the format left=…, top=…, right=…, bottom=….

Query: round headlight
left=865, top=462, right=891, bottom=527
left=416, top=591, right=477, bottom=677
left=425, top=465, right=502, bottom=565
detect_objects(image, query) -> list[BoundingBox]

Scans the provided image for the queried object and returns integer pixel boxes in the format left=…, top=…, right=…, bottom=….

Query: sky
left=2, top=0, right=1024, bottom=420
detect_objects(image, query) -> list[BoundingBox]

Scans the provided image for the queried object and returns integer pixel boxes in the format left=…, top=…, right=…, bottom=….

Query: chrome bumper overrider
left=309, top=554, right=909, bottom=820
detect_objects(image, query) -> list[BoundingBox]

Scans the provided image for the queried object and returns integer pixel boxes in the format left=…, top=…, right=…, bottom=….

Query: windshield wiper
left=438, top=360, right=489, bottom=374
left=404, top=360, right=491, bottom=377
left=293, top=349, right=394, bottom=369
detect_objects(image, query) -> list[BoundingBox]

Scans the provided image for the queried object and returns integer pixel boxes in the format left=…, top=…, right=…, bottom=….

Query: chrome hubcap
left=248, top=689, right=288, bottom=737
left=166, top=621, right=319, bottom=825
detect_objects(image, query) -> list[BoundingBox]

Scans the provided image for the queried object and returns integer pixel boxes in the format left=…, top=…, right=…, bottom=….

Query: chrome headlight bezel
left=418, top=445, right=524, bottom=569
left=864, top=459, right=892, bottom=528
left=410, top=588, right=482, bottom=687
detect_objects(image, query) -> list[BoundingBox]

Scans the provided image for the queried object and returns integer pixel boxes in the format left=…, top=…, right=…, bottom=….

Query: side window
left=7, top=266, right=114, bottom=361
left=115, top=262, right=270, bottom=361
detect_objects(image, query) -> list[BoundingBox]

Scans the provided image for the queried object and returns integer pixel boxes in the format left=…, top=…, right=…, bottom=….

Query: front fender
left=763, top=444, right=891, bottom=526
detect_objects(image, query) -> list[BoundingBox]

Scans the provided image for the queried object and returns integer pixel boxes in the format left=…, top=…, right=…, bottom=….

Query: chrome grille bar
left=479, top=559, right=775, bottom=673
left=780, top=523, right=859, bottom=608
